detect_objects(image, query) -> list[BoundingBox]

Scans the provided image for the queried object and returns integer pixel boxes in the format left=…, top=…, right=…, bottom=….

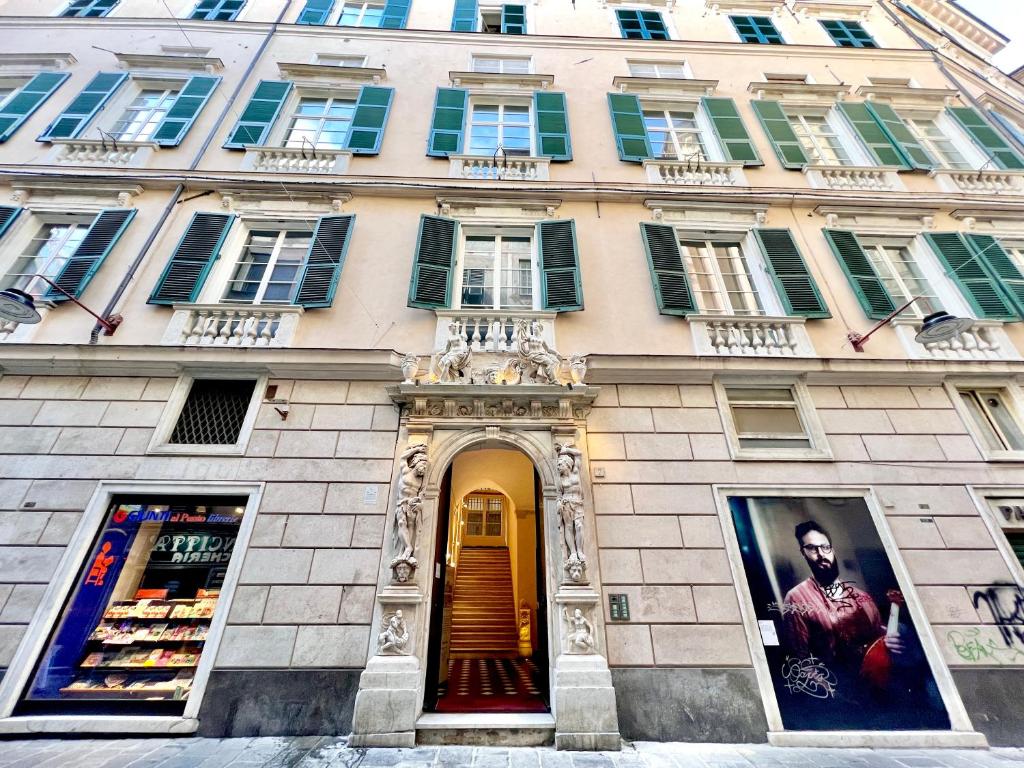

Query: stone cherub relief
left=555, top=442, right=587, bottom=583
left=390, top=442, right=428, bottom=582
left=377, top=610, right=410, bottom=655
left=564, top=607, right=596, bottom=654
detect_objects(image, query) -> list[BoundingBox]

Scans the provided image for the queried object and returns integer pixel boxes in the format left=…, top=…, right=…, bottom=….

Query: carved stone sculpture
left=432, top=321, right=472, bottom=383
left=377, top=610, right=410, bottom=655
left=390, top=443, right=428, bottom=581
left=556, top=442, right=587, bottom=582
left=568, top=355, right=588, bottom=385
left=401, top=353, right=420, bottom=384
left=565, top=607, right=595, bottom=654
left=513, top=319, right=562, bottom=384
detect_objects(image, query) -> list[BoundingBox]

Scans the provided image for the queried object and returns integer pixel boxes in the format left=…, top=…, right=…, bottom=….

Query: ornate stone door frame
left=350, top=383, right=620, bottom=750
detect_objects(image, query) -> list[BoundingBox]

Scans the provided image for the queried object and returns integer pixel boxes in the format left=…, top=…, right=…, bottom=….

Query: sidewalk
left=2, top=738, right=1024, bottom=768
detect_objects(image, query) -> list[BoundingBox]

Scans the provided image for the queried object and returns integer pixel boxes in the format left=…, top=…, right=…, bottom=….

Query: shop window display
left=18, top=496, right=246, bottom=715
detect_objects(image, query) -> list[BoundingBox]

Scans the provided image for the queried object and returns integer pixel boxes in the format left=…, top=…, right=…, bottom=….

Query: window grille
left=169, top=379, right=256, bottom=445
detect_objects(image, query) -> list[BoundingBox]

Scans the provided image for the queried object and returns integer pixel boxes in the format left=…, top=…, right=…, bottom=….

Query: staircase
left=450, top=547, right=517, bottom=658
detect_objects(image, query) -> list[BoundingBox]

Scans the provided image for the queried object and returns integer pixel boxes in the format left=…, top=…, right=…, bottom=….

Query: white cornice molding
left=747, top=81, right=850, bottom=103
left=906, top=0, right=1006, bottom=55
left=704, top=0, right=784, bottom=16
left=813, top=204, right=939, bottom=234
left=449, top=71, right=554, bottom=91
left=277, top=62, right=386, bottom=86
left=0, top=53, right=76, bottom=73
left=644, top=199, right=769, bottom=229
left=115, top=52, right=223, bottom=74
left=11, top=181, right=143, bottom=210
left=612, top=76, right=717, bottom=98
left=790, top=0, right=872, bottom=20
left=435, top=196, right=562, bottom=221
left=855, top=84, right=958, bottom=108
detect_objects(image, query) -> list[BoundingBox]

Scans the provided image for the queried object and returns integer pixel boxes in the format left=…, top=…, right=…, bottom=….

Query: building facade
left=0, top=0, right=1023, bottom=750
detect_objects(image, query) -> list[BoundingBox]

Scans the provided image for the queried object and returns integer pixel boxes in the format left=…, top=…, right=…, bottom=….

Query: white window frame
left=786, top=104, right=872, bottom=166
left=453, top=224, right=540, bottom=311
left=714, top=378, right=831, bottom=460
left=0, top=479, right=263, bottom=735
left=946, top=380, right=1024, bottom=462
left=639, top=97, right=725, bottom=162
left=91, top=75, right=188, bottom=144
left=856, top=235, right=943, bottom=319
left=470, top=54, right=533, bottom=75
left=896, top=108, right=988, bottom=170
left=465, top=96, right=535, bottom=157
left=0, top=212, right=94, bottom=298
left=272, top=89, right=360, bottom=151
left=713, top=484, right=979, bottom=746
left=476, top=0, right=531, bottom=34
left=969, top=486, right=1024, bottom=587
left=147, top=373, right=267, bottom=456
left=606, top=4, right=679, bottom=41
left=627, top=59, right=692, bottom=79
left=313, top=53, right=368, bottom=68
left=335, top=0, right=386, bottom=27
left=220, top=227, right=314, bottom=305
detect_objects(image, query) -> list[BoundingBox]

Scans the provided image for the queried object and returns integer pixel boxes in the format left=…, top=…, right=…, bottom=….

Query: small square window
left=731, top=15, right=784, bottom=44
left=956, top=387, right=1024, bottom=456
left=821, top=19, right=877, bottom=48
left=471, top=55, right=532, bottom=74
left=717, top=381, right=830, bottom=459
left=149, top=376, right=264, bottom=455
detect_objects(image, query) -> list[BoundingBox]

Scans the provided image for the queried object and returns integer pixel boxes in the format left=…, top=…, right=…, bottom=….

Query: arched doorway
left=423, top=445, right=550, bottom=714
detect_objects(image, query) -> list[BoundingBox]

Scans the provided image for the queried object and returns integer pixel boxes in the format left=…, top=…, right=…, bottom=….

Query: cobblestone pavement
left=0, top=739, right=1023, bottom=768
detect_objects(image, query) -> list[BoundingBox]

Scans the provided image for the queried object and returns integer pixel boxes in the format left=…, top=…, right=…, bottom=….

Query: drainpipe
left=90, top=1, right=294, bottom=342
left=879, top=0, right=1024, bottom=154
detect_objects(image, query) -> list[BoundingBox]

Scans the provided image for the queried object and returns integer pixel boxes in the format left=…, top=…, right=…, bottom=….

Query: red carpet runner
left=435, top=657, right=548, bottom=713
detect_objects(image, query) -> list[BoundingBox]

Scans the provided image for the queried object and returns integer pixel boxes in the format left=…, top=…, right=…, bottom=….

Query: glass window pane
left=981, top=391, right=1024, bottom=450
left=732, top=406, right=804, bottom=435
left=725, top=387, right=795, bottom=402
left=961, top=391, right=1006, bottom=450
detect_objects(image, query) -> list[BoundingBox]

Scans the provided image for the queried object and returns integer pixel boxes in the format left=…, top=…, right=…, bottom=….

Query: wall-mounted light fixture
left=0, top=275, right=123, bottom=336
left=847, top=296, right=972, bottom=353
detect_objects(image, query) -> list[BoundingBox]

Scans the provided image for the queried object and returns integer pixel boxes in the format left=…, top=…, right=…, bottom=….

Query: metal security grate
left=169, top=379, right=256, bottom=445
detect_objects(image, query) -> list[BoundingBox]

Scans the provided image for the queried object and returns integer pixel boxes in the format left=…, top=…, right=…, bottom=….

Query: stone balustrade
left=894, top=320, right=1020, bottom=361
left=434, top=310, right=557, bottom=354
left=242, top=145, right=352, bottom=175
left=690, top=315, right=816, bottom=357
left=161, top=304, right=304, bottom=348
left=49, top=139, right=157, bottom=168
left=804, top=165, right=902, bottom=192
left=644, top=159, right=746, bottom=186
left=448, top=154, right=550, bottom=181
left=930, top=168, right=1024, bottom=195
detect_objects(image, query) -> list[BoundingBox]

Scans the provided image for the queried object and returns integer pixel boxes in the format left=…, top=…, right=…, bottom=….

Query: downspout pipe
left=879, top=0, right=1024, bottom=155
left=90, top=1, right=293, bottom=342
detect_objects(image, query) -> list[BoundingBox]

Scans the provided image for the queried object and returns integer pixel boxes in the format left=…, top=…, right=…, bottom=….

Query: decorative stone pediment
left=746, top=81, right=849, bottom=105
left=612, top=76, right=717, bottom=99
left=854, top=84, right=957, bottom=108
left=0, top=53, right=75, bottom=73
left=645, top=199, right=768, bottom=230
left=13, top=182, right=142, bottom=211
left=277, top=62, right=386, bottom=86
left=387, top=383, right=598, bottom=426
left=115, top=52, right=223, bottom=74
left=217, top=188, right=351, bottom=216
left=790, top=0, right=872, bottom=20
left=814, top=205, right=938, bottom=235
left=436, top=196, right=561, bottom=222
left=449, top=71, right=554, bottom=93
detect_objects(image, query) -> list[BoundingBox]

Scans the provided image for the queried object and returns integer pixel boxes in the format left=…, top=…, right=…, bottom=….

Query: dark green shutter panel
left=640, top=222, right=695, bottom=316
left=837, top=102, right=907, bottom=167
left=535, top=91, right=571, bottom=161
left=924, top=233, right=1017, bottom=320
left=46, top=209, right=135, bottom=302
left=702, top=97, right=761, bottom=166
left=295, top=215, right=354, bottom=308
left=39, top=71, right=126, bottom=140
left=381, top=0, right=410, bottom=28
left=409, top=215, right=458, bottom=309
left=451, top=0, right=477, bottom=30
left=948, top=106, right=1024, bottom=170
left=616, top=9, right=641, bottom=38
left=538, top=220, right=582, bottom=312
left=607, top=93, right=651, bottom=162
left=501, top=4, right=526, bottom=33
left=867, top=102, right=933, bottom=170
left=0, top=207, right=21, bottom=240
left=427, top=88, right=467, bottom=157
left=297, top=0, right=333, bottom=24
left=148, top=212, right=234, bottom=305
left=223, top=80, right=291, bottom=148
left=989, top=110, right=1024, bottom=150
left=966, top=234, right=1024, bottom=318
left=751, top=100, right=807, bottom=168
left=822, top=229, right=896, bottom=320
left=347, top=86, right=394, bottom=154
left=151, top=75, right=220, bottom=146
left=753, top=229, right=830, bottom=318
left=821, top=19, right=876, bottom=48
left=0, top=72, right=69, bottom=143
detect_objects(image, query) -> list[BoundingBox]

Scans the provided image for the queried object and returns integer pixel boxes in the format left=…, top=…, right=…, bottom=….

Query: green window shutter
left=640, top=222, right=695, bottom=316
left=751, top=100, right=807, bottom=169
left=924, top=232, right=1018, bottom=320
left=39, top=71, right=127, bottom=140
left=837, top=102, right=907, bottom=167
left=965, top=234, right=1024, bottom=318
left=45, top=209, right=135, bottom=302
left=295, top=215, right=355, bottom=308
left=821, top=19, right=876, bottom=48
left=451, top=0, right=477, bottom=30
left=62, top=0, right=119, bottom=17
left=822, top=229, right=896, bottom=320
left=0, top=207, right=21, bottom=240
left=607, top=93, right=651, bottom=163
left=538, top=219, right=583, bottom=312
left=867, top=102, right=933, bottom=170
left=731, top=15, right=783, bottom=44
left=616, top=9, right=667, bottom=39
left=989, top=110, right=1024, bottom=150
left=381, top=0, right=411, bottom=28
left=616, top=9, right=641, bottom=38
left=753, top=229, right=830, bottom=318
left=347, top=86, right=394, bottom=155
left=148, top=212, right=234, bottom=306
left=223, top=80, right=292, bottom=149
left=702, top=97, right=761, bottom=166
left=427, top=87, right=467, bottom=157
left=948, top=106, right=1024, bottom=170
left=535, top=91, right=571, bottom=161
left=191, top=0, right=244, bottom=20
left=297, top=0, right=333, bottom=24
left=0, top=72, right=69, bottom=143
left=151, top=75, right=220, bottom=146
left=409, top=215, right=458, bottom=309
left=501, top=4, right=526, bottom=33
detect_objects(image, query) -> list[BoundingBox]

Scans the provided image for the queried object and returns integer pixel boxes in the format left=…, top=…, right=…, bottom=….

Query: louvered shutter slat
left=223, top=80, right=292, bottom=148
left=534, top=91, right=571, bottom=161
left=0, top=206, right=22, bottom=240
left=702, top=97, right=761, bottom=166
left=409, top=215, right=458, bottom=309
left=427, top=88, right=467, bottom=157
left=451, top=0, right=477, bottom=30
left=0, top=72, right=69, bottom=143
left=347, top=86, right=394, bottom=155
left=640, top=222, right=695, bottom=316
left=948, top=106, right=1024, bottom=170
left=538, top=219, right=583, bottom=312
left=39, top=71, right=127, bottom=140
left=753, top=229, right=829, bottom=318
left=295, top=215, right=355, bottom=308
left=149, top=212, right=234, bottom=305
left=751, top=100, right=808, bottom=169
left=965, top=234, right=1024, bottom=318
left=925, top=233, right=1017, bottom=320
left=837, top=102, right=907, bottom=168
left=46, top=209, right=135, bottom=301
left=822, top=229, right=896, bottom=320
left=607, top=92, right=651, bottom=162
left=151, top=75, right=220, bottom=146
left=867, top=102, right=933, bottom=170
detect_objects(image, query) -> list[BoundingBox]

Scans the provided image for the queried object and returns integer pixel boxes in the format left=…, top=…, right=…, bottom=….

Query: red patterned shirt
left=782, top=577, right=883, bottom=668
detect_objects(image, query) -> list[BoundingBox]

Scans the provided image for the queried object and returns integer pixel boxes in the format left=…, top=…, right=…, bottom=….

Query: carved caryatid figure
left=392, top=443, right=428, bottom=574
left=515, top=319, right=562, bottom=384
left=433, top=321, right=472, bottom=383
left=555, top=443, right=587, bottom=582
left=565, top=607, right=595, bottom=654
left=377, top=610, right=410, bottom=655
